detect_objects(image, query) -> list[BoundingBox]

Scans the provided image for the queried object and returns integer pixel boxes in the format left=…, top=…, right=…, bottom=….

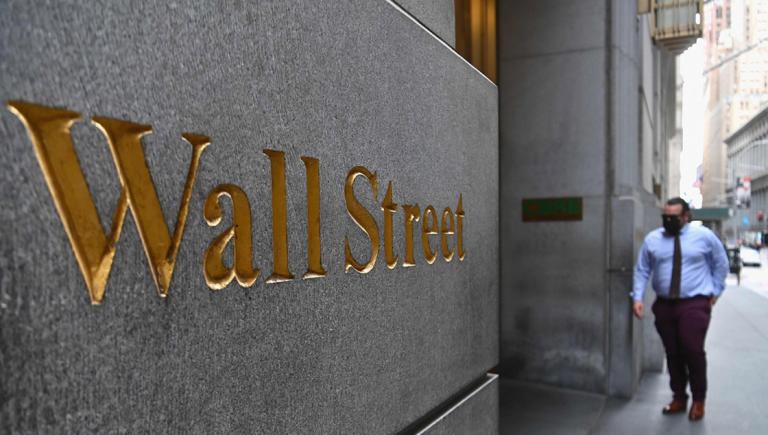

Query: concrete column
left=499, top=0, right=665, bottom=397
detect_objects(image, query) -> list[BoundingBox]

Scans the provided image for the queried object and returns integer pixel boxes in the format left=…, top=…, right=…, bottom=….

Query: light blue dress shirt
left=632, top=224, right=729, bottom=301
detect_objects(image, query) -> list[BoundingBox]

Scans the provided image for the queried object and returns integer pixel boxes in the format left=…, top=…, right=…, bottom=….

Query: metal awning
left=639, top=0, right=703, bottom=55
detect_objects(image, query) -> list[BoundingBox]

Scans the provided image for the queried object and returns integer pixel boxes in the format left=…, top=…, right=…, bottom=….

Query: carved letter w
left=7, top=101, right=209, bottom=305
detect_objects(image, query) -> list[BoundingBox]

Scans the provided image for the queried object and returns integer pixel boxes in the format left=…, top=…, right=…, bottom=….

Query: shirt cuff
left=712, top=284, right=725, bottom=297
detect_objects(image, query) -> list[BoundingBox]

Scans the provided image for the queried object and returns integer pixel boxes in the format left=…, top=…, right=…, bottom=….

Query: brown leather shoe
left=662, top=399, right=687, bottom=414
left=688, top=401, right=705, bottom=421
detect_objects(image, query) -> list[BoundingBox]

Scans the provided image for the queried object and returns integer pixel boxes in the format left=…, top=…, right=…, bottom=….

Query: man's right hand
left=633, top=301, right=644, bottom=319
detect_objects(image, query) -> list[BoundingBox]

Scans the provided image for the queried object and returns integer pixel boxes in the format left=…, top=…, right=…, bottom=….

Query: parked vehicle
left=740, top=247, right=762, bottom=267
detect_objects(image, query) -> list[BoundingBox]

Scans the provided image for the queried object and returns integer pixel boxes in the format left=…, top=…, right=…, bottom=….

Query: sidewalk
left=500, top=277, right=768, bottom=434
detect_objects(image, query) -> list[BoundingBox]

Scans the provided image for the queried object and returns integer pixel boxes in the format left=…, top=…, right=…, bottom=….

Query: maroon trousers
left=652, top=295, right=712, bottom=402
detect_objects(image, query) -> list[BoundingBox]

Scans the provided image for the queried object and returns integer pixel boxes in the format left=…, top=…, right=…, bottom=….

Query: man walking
left=632, top=197, right=729, bottom=421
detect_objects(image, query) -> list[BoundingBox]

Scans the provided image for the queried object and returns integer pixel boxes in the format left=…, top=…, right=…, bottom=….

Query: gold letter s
left=344, top=166, right=380, bottom=273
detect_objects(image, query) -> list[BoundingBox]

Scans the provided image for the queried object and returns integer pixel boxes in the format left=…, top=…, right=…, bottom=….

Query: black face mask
left=662, top=214, right=683, bottom=236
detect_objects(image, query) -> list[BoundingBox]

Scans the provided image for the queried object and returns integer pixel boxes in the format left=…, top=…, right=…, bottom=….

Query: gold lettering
left=381, top=181, right=398, bottom=269
left=7, top=101, right=208, bottom=304
left=92, top=118, right=209, bottom=297
left=402, top=204, right=421, bottom=267
left=421, top=206, right=438, bottom=264
left=203, top=184, right=259, bottom=290
left=344, top=166, right=379, bottom=273
left=263, top=149, right=295, bottom=283
left=456, top=194, right=466, bottom=261
left=301, top=156, right=327, bottom=279
left=440, top=207, right=455, bottom=261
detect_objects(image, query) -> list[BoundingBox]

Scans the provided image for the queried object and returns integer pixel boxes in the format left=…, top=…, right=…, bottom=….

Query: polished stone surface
left=0, top=1, right=498, bottom=433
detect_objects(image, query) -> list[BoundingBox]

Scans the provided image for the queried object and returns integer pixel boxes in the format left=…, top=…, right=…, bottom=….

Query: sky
left=679, top=39, right=706, bottom=208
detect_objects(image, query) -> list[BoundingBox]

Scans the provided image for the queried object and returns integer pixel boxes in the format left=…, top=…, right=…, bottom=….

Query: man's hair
left=666, top=197, right=690, bottom=214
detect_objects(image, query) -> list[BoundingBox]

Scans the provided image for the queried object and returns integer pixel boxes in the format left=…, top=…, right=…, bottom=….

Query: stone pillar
left=0, top=1, right=497, bottom=432
left=498, top=0, right=665, bottom=397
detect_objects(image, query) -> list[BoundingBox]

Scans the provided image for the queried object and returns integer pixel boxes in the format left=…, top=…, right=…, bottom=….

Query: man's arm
left=632, top=239, right=653, bottom=318
left=708, top=232, right=729, bottom=299
left=633, top=240, right=652, bottom=301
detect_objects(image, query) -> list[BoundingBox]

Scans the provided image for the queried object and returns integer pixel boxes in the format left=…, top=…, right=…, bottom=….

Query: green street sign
left=522, top=197, right=583, bottom=222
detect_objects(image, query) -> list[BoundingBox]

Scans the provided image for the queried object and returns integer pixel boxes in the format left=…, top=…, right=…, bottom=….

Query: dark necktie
left=670, top=234, right=682, bottom=298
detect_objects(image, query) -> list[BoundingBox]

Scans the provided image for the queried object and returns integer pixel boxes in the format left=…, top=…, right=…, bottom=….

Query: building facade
left=725, top=105, right=768, bottom=241
left=702, top=0, right=768, bottom=206
left=668, top=60, right=684, bottom=199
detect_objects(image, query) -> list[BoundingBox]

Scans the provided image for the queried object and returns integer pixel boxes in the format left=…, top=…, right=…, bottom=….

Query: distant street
left=728, top=248, right=768, bottom=299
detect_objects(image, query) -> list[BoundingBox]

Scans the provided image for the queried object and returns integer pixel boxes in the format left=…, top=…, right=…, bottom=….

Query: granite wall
left=393, top=0, right=456, bottom=47
left=0, top=0, right=498, bottom=433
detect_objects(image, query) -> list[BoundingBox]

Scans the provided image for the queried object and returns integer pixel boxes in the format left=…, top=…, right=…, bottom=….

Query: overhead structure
left=639, top=0, right=704, bottom=54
